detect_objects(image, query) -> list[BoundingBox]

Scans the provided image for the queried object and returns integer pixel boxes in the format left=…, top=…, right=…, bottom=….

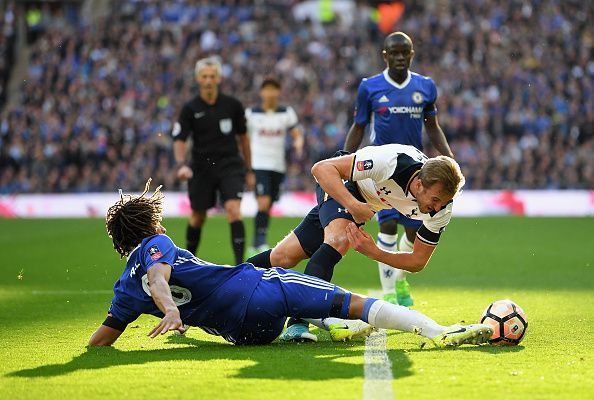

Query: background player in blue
left=344, top=32, right=454, bottom=307
left=88, top=179, right=492, bottom=348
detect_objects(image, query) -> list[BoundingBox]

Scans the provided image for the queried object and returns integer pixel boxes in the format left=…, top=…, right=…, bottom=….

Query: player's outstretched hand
left=346, top=223, right=379, bottom=259
left=177, top=165, right=193, bottom=181
left=349, top=201, right=375, bottom=224
left=148, top=310, right=186, bottom=338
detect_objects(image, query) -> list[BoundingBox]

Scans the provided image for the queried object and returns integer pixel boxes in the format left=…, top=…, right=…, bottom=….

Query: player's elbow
left=408, top=257, right=430, bottom=273
left=310, top=161, right=325, bottom=179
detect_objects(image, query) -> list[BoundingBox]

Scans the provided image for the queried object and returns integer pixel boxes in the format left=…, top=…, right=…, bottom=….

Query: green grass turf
left=1, top=216, right=593, bottom=399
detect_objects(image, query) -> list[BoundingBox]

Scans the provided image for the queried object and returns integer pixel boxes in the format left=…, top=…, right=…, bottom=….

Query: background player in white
left=247, top=144, right=463, bottom=341
left=344, top=32, right=454, bottom=307
left=246, top=77, right=303, bottom=256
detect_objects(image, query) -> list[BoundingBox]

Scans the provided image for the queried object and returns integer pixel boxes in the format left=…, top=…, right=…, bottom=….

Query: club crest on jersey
left=356, top=159, right=374, bottom=171
left=412, top=91, right=423, bottom=104
left=219, top=118, right=232, bottom=134
left=148, top=245, right=162, bottom=261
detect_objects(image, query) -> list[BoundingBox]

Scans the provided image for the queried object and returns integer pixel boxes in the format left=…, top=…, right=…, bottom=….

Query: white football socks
left=399, top=234, right=414, bottom=253
left=391, top=234, right=414, bottom=283
left=366, top=300, right=445, bottom=339
left=377, top=233, right=402, bottom=295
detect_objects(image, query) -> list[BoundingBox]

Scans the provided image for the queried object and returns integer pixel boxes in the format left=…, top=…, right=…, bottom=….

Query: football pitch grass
left=1, top=216, right=592, bottom=399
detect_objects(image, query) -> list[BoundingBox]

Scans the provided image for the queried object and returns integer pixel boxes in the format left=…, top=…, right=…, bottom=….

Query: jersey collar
left=383, top=69, right=411, bottom=89
left=126, top=244, right=141, bottom=261
left=405, top=170, right=420, bottom=197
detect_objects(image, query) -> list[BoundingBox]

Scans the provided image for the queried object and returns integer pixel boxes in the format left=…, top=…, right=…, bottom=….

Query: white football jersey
left=246, top=106, right=299, bottom=173
left=350, top=143, right=454, bottom=245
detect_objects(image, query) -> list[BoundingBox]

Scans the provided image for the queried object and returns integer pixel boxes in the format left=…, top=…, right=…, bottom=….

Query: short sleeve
left=286, top=106, right=299, bottom=129
left=234, top=99, right=247, bottom=135
left=141, top=234, right=177, bottom=270
left=416, top=202, right=453, bottom=245
left=350, top=145, right=398, bottom=182
left=172, top=104, right=192, bottom=141
left=354, top=80, right=371, bottom=126
left=423, top=78, right=438, bottom=117
left=108, top=296, right=141, bottom=326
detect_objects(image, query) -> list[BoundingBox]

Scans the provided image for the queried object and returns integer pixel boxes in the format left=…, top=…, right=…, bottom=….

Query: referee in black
left=172, top=57, right=254, bottom=264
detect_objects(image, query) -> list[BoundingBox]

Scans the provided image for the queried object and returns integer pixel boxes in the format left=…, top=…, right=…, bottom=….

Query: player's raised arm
left=311, top=154, right=374, bottom=223
left=146, top=262, right=186, bottom=338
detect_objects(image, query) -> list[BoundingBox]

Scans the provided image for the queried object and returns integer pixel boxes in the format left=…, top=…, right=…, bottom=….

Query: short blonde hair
left=418, top=156, right=465, bottom=198
left=194, top=56, right=222, bottom=77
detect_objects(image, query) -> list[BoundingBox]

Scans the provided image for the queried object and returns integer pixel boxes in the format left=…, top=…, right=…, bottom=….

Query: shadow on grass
left=405, top=344, right=526, bottom=354
left=7, top=335, right=414, bottom=381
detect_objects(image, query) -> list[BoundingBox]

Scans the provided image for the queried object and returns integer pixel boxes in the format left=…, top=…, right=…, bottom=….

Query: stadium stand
left=0, top=1, right=17, bottom=110
left=0, top=0, right=592, bottom=194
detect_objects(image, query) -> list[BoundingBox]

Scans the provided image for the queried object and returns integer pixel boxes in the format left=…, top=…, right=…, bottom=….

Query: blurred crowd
left=0, top=0, right=592, bottom=194
left=0, top=1, right=17, bottom=110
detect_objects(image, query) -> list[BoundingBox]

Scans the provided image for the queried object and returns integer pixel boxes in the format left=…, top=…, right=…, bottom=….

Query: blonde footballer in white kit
left=246, top=77, right=303, bottom=255
left=247, top=143, right=477, bottom=341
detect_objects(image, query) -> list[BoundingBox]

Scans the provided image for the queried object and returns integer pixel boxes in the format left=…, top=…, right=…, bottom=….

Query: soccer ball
left=480, top=299, right=528, bottom=345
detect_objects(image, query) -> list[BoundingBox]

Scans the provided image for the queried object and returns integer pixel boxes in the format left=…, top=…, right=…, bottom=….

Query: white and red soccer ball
left=481, top=299, right=528, bottom=345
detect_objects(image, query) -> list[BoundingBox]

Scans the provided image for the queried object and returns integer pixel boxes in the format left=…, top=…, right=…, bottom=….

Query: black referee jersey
left=172, top=93, right=247, bottom=166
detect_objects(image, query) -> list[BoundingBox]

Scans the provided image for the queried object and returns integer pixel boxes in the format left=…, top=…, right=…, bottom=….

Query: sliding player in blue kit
left=344, top=32, right=454, bottom=307
left=88, top=180, right=491, bottom=348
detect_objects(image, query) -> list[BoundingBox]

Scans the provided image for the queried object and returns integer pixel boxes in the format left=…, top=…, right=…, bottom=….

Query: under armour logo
left=379, top=187, right=391, bottom=195
left=337, top=207, right=349, bottom=213
left=406, top=208, right=418, bottom=218
left=383, top=269, right=393, bottom=278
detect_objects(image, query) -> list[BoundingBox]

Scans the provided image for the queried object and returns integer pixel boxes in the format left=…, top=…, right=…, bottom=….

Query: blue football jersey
left=354, top=69, right=438, bottom=150
left=108, top=234, right=264, bottom=341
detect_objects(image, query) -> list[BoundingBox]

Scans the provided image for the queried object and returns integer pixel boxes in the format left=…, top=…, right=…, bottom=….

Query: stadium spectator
left=0, top=0, right=592, bottom=194
left=0, top=1, right=17, bottom=109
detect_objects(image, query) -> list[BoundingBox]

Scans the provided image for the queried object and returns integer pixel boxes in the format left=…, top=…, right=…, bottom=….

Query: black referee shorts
left=188, top=160, right=245, bottom=211
left=254, top=170, right=285, bottom=202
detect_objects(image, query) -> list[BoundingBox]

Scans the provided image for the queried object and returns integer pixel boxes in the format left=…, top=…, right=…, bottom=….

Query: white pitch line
left=31, top=289, right=112, bottom=295
left=363, top=290, right=394, bottom=400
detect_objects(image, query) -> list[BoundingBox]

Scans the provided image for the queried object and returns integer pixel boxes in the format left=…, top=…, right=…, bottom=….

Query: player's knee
left=379, top=219, right=398, bottom=234
left=190, top=211, right=206, bottom=227
left=324, top=235, right=349, bottom=256
left=256, top=196, right=272, bottom=212
left=224, top=205, right=242, bottom=221
left=404, top=226, right=418, bottom=242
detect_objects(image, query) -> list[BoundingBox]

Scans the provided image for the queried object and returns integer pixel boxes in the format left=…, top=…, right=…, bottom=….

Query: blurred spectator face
left=260, top=84, right=281, bottom=107
left=382, top=38, right=414, bottom=73
left=195, top=65, right=221, bottom=92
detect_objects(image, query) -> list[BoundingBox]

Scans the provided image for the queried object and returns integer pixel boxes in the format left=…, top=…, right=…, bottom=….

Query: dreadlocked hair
left=106, top=178, right=164, bottom=258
